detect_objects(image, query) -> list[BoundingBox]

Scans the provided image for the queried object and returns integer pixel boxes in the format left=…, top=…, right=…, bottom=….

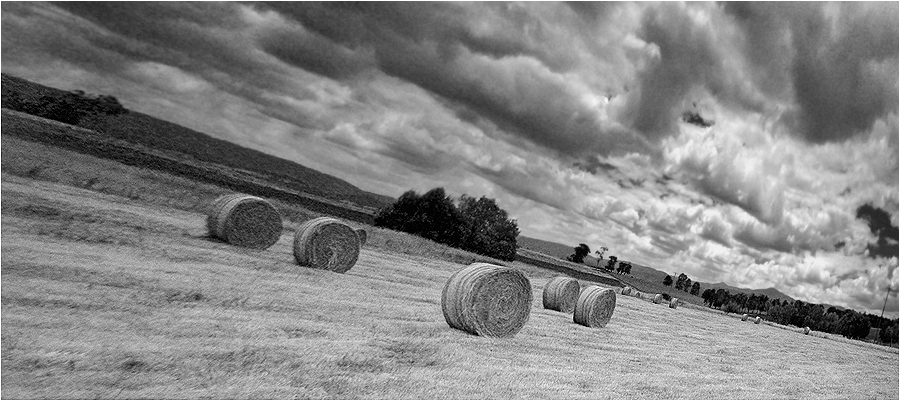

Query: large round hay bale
left=293, top=217, right=360, bottom=273
left=652, top=294, right=663, bottom=304
left=573, top=286, right=617, bottom=328
left=803, top=326, right=811, bottom=335
left=741, top=314, right=749, bottom=322
left=206, top=194, right=282, bottom=249
left=621, top=286, right=632, bottom=296
left=754, top=316, right=762, bottom=324
left=441, top=263, right=532, bottom=337
left=669, top=298, right=679, bottom=309
left=356, top=228, right=368, bottom=246
left=542, top=276, right=581, bottom=313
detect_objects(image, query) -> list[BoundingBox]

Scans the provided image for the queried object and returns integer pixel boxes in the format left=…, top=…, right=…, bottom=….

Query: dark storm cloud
left=260, top=2, right=652, bottom=158
left=724, top=2, right=899, bottom=143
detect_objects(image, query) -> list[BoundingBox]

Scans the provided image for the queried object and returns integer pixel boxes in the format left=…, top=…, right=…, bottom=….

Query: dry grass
left=2, top=135, right=898, bottom=399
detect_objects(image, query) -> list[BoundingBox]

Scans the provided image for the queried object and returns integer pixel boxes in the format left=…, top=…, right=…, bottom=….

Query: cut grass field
left=2, top=134, right=899, bottom=398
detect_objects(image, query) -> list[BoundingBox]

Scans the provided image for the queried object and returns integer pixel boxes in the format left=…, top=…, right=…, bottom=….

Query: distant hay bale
left=441, top=263, right=532, bottom=337
left=742, top=314, right=749, bottom=322
left=573, top=286, right=617, bottom=328
left=542, top=276, right=581, bottom=313
left=355, top=228, right=368, bottom=246
left=634, top=291, right=642, bottom=299
left=804, top=326, right=811, bottom=335
left=293, top=217, right=360, bottom=273
left=754, top=316, right=762, bottom=324
left=206, top=194, right=282, bottom=250
left=621, top=286, right=632, bottom=296
left=652, top=294, right=663, bottom=304
left=669, top=298, right=679, bottom=309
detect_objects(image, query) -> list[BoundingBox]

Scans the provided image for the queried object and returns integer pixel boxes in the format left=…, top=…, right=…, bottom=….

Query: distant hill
left=1, top=73, right=395, bottom=213
left=518, top=235, right=796, bottom=303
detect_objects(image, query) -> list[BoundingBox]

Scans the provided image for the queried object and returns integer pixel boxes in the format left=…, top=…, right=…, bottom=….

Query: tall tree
left=568, top=243, right=591, bottom=263
left=663, top=275, right=673, bottom=286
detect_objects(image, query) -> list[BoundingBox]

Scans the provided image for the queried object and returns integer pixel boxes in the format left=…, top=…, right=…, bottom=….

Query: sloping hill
left=1, top=73, right=395, bottom=212
left=519, top=235, right=796, bottom=303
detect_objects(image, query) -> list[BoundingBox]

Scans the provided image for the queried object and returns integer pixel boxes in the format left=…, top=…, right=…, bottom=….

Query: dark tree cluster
left=374, top=188, right=519, bottom=261
left=664, top=273, right=701, bottom=295
left=615, top=261, right=632, bottom=275
left=567, top=243, right=591, bottom=264
left=6, top=90, right=126, bottom=125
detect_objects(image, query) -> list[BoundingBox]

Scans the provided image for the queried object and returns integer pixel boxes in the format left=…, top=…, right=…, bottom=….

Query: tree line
left=566, top=243, right=632, bottom=275
left=374, top=187, right=519, bottom=261
left=699, top=287, right=898, bottom=344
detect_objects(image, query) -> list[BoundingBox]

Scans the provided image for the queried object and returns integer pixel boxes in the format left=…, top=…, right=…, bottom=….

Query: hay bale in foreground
left=355, top=228, right=368, bottom=246
left=804, top=327, right=811, bottom=335
left=669, top=298, right=679, bottom=309
left=441, top=263, right=532, bottom=337
left=621, top=287, right=632, bottom=296
left=543, top=276, right=581, bottom=313
left=293, top=217, right=360, bottom=273
left=652, top=294, right=663, bottom=304
left=573, top=286, right=617, bottom=328
left=206, top=194, right=282, bottom=249
left=742, top=314, right=749, bottom=322
left=754, top=316, right=762, bottom=324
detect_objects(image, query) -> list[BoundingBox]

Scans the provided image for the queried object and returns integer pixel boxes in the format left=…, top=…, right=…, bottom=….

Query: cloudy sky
left=3, top=2, right=898, bottom=317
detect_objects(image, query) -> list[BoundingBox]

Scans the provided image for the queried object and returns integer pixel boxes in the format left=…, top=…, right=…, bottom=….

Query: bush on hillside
left=374, top=188, right=519, bottom=261
left=6, top=90, right=126, bottom=126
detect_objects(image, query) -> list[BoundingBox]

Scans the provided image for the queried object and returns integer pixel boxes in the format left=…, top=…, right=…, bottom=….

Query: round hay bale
left=669, top=298, right=679, bottom=309
left=573, top=286, right=617, bottom=328
left=441, top=263, right=532, bottom=337
left=652, top=294, right=663, bottom=304
left=542, top=276, right=581, bottom=313
left=621, top=286, right=632, bottom=296
left=206, top=194, right=282, bottom=249
left=742, top=314, right=749, bottom=322
left=754, top=316, right=762, bottom=324
left=293, top=217, right=360, bottom=273
left=634, top=291, right=642, bottom=299
left=803, top=326, right=811, bottom=335
left=355, top=228, right=368, bottom=246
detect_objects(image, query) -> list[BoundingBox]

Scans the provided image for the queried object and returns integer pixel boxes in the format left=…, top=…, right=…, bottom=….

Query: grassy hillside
left=2, top=135, right=897, bottom=398
left=519, top=235, right=795, bottom=304
left=0, top=73, right=395, bottom=212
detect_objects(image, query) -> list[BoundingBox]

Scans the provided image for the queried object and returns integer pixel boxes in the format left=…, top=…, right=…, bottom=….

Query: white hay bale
left=573, top=286, right=617, bottom=328
left=742, top=314, right=749, bottom=322
left=804, top=327, right=811, bottom=335
left=356, top=228, right=368, bottom=246
left=542, top=276, right=581, bottom=313
left=293, top=217, right=360, bottom=273
left=441, top=263, right=532, bottom=337
left=206, top=194, right=282, bottom=249
left=621, top=286, right=632, bottom=296
left=652, top=294, right=663, bottom=304
left=754, top=316, right=762, bottom=324
left=669, top=298, right=679, bottom=309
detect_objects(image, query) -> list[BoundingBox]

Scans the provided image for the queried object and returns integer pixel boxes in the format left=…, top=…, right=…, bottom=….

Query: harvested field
left=1, top=135, right=898, bottom=399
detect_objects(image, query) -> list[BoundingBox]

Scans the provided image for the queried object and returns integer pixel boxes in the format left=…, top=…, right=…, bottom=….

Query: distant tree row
left=565, top=244, right=632, bottom=275
left=6, top=90, right=126, bottom=125
left=663, top=273, right=700, bottom=295
left=373, top=188, right=519, bottom=261
left=699, top=287, right=898, bottom=344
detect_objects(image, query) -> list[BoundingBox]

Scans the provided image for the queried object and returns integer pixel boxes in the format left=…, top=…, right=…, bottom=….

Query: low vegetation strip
left=515, top=249, right=623, bottom=288
left=441, top=263, right=532, bottom=337
left=1, top=109, right=377, bottom=224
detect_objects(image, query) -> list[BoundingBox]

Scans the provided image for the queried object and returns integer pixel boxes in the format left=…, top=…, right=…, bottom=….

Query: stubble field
left=1, top=133, right=898, bottom=399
